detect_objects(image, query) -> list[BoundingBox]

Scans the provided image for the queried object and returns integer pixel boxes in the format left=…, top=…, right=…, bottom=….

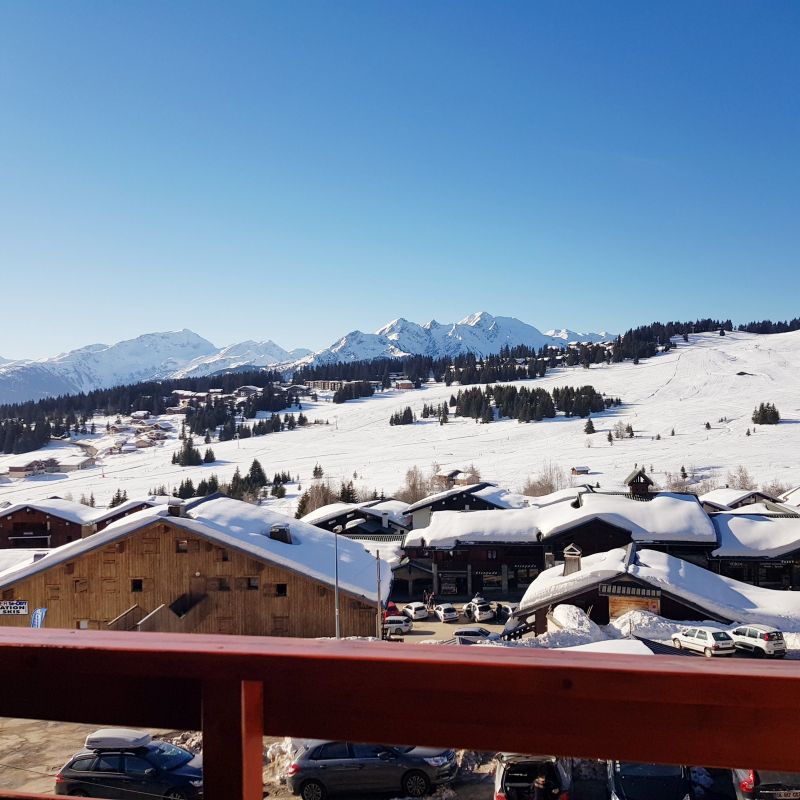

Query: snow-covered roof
left=404, top=483, right=494, bottom=513
left=520, top=545, right=800, bottom=630
left=712, top=514, right=800, bottom=558
left=0, top=498, right=390, bottom=603
left=0, top=548, right=48, bottom=578
left=518, top=548, right=630, bottom=609
left=404, top=491, right=716, bottom=548
left=700, top=488, right=777, bottom=509
left=560, top=639, right=654, bottom=656
left=301, top=499, right=410, bottom=528
left=780, top=486, right=800, bottom=504
left=89, top=498, right=162, bottom=525
left=526, top=486, right=593, bottom=508
left=0, top=497, right=101, bottom=525
left=470, top=485, right=530, bottom=509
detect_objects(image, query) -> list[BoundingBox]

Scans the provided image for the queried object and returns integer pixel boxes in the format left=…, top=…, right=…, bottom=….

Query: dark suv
left=286, top=740, right=458, bottom=799
left=734, top=769, right=800, bottom=799
left=55, top=728, right=203, bottom=798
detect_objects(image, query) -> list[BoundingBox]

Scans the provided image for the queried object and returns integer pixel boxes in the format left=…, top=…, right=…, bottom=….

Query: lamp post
left=333, top=526, right=341, bottom=639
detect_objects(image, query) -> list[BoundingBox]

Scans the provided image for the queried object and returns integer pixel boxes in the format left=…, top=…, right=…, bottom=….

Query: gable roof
left=0, top=498, right=390, bottom=603
left=624, top=468, right=654, bottom=487
left=0, top=497, right=102, bottom=526
left=301, top=499, right=410, bottom=529
left=700, top=488, right=779, bottom=509
left=404, top=482, right=495, bottom=513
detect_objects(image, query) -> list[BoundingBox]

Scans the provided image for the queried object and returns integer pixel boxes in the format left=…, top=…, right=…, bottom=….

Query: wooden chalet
left=405, top=482, right=520, bottom=530
left=0, top=499, right=99, bottom=549
left=511, top=544, right=733, bottom=636
left=624, top=467, right=654, bottom=498
left=0, top=497, right=389, bottom=638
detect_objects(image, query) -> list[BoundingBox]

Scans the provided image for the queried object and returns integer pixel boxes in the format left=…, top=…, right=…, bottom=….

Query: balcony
left=1, top=626, right=799, bottom=799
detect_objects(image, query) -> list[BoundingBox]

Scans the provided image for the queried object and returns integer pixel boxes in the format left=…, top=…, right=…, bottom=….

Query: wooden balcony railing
left=2, top=627, right=800, bottom=799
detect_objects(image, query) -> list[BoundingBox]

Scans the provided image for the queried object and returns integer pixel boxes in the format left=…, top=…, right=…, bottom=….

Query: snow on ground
left=0, top=330, right=798, bottom=509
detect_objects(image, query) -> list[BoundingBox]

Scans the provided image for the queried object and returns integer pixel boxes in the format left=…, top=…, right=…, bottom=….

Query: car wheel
left=754, top=647, right=765, bottom=658
left=164, top=791, right=188, bottom=800
left=300, top=779, right=326, bottom=800
left=402, top=770, right=431, bottom=797
left=393, top=627, right=402, bottom=636
left=672, top=638, right=681, bottom=649
left=704, top=647, right=713, bottom=658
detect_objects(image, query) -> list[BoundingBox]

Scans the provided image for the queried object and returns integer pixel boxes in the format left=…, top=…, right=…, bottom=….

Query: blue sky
left=0, top=2, right=798, bottom=358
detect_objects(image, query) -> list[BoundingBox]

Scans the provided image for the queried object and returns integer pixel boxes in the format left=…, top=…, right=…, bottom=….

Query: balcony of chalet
left=1, top=626, right=799, bottom=799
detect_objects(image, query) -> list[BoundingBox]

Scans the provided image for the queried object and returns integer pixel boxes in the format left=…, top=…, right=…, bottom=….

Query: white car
left=383, top=615, right=413, bottom=635
left=434, top=604, right=459, bottom=623
left=729, top=624, right=786, bottom=658
left=403, top=602, right=429, bottom=621
left=462, top=600, right=495, bottom=622
left=453, top=626, right=501, bottom=643
left=672, top=626, right=735, bottom=657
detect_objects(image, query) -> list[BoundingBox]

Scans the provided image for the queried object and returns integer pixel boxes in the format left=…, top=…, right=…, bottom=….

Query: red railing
left=2, top=627, right=800, bottom=798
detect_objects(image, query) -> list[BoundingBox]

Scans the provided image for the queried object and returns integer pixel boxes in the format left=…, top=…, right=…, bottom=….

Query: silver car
left=672, top=626, right=736, bottom=657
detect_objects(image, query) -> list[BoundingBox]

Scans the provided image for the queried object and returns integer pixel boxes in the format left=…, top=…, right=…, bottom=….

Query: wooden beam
left=202, top=679, right=264, bottom=800
left=1, top=628, right=800, bottom=771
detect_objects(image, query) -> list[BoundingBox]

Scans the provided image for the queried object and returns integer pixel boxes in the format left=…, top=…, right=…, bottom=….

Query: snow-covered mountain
left=172, top=341, right=312, bottom=379
left=0, top=313, right=611, bottom=403
left=289, top=312, right=613, bottom=369
left=0, top=331, right=218, bottom=404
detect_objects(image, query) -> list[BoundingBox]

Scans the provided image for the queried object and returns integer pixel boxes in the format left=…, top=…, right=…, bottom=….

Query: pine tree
left=705, top=421, right=711, bottom=430
left=296, top=490, right=310, bottom=519
left=248, top=459, right=267, bottom=488
left=584, top=418, right=595, bottom=434
left=607, top=431, right=613, bottom=444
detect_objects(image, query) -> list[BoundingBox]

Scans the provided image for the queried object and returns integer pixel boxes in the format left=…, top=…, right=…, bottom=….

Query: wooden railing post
left=202, top=679, right=264, bottom=799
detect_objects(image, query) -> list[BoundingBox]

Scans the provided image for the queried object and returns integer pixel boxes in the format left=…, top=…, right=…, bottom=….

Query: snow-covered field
left=0, top=330, right=798, bottom=510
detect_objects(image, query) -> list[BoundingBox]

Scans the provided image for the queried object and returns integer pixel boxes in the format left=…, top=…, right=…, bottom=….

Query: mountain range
left=0, top=313, right=612, bottom=404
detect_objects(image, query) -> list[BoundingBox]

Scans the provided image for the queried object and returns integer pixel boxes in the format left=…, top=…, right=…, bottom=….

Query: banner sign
left=0, top=600, right=29, bottom=615
left=30, top=607, right=47, bottom=628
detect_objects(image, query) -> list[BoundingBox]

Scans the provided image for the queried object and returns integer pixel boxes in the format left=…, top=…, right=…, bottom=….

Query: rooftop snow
left=0, top=498, right=391, bottom=603
left=301, top=499, right=410, bottom=528
left=712, top=514, right=800, bottom=558
left=0, top=497, right=103, bottom=525
left=0, top=548, right=48, bottom=578
left=404, top=483, right=494, bottom=513
left=700, top=488, right=776, bottom=508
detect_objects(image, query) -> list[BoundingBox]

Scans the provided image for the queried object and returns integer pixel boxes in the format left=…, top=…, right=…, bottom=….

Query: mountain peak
left=458, top=311, right=495, bottom=327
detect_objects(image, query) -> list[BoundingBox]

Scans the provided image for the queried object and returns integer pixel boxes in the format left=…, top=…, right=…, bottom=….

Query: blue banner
left=30, top=608, right=47, bottom=628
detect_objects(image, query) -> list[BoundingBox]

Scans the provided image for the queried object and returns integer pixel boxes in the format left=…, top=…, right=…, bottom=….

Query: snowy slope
left=0, top=331, right=798, bottom=516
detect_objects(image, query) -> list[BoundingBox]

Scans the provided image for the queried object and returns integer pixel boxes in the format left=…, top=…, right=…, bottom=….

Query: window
left=317, top=586, right=328, bottom=598
left=102, top=548, right=116, bottom=564
left=124, top=756, right=153, bottom=776
left=131, top=579, right=143, bottom=593
left=142, top=538, right=159, bottom=554
left=209, top=577, right=230, bottom=592
left=275, top=583, right=287, bottom=597
left=487, top=549, right=497, bottom=560
left=77, top=620, right=90, bottom=630
left=176, top=539, right=189, bottom=553
left=315, top=742, right=349, bottom=760
left=70, top=756, right=95, bottom=772
left=94, top=754, right=122, bottom=773
left=46, top=585, right=61, bottom=600
left=73, top=579, right=88, bottom=593
left=246, top=577, right=259, bottom=591
left=352, top=744, right=386, bottom=759
left=64, top=562, right=75, bottom=575
left=214, top=548, right=230, bottom=562
left=697, top=631, right=708, bottom=640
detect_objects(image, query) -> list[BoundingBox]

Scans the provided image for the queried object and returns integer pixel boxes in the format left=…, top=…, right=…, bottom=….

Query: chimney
left=381, top=512, right=388, bottom=529
left=167, top=499, right=186, bottom=518
left=562, top=544, right=583, bottom=576
left=268, top=523, right=292, bottom=545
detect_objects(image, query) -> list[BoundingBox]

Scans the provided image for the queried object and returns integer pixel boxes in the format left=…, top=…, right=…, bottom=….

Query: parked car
left=729, top=624, right=786, bottom=658
left=382, top=601, right=400, bottom=620
left=607, top=761, right=693, bottom=800
left=453, top=626, right=502, bottom=643
left=286, top=740, right=458, bottom=799
left=672, top=626, right=736, bottom=657
left=733, top=768, right=800, bottom=798
left=403, top=602, right=429, bottom=621
left=383, top=615, right=413, bottom=635
left=434, top=603, right=459, bottom=623
left=462, top=600, right=495, bottom=622
left=55, top=728, right=203, bottom=798
left=494, top=753, right=570, bottom=800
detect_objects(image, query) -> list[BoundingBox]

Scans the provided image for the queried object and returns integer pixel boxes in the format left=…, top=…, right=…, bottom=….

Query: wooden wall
left=0, top=521, right=378, bottom=638
left=0, top=509, right=88, bottom=549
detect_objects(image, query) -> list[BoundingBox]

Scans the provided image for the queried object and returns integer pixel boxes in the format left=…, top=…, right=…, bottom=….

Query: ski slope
left=0, top=331, right=798, bottom=511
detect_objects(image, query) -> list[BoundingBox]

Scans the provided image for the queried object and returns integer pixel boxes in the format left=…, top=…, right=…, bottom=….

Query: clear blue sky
left=0, top=2, right=798, bottom=358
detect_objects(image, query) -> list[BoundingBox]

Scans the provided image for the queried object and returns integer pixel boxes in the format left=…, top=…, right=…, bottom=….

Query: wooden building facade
left=0, top=519, right=378, bottom=638
left=0, top=506, right=92, bottom=549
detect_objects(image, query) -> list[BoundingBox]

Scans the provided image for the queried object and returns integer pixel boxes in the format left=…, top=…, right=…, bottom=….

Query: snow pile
left=713, top=513, right=800, bottom=558
left=536, top=604, right=610, bottom=648
left=608, top=610, right=691, bottom=640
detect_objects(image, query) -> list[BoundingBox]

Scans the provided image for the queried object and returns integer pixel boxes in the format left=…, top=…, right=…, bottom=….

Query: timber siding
left=0, top=520, right=377, bottom=638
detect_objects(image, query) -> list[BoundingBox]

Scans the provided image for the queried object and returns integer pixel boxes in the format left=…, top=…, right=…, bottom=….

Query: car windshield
left=148, top=742, right=193, bottom=771
left=712, top=632, right=732, bottom=641
left=619, top=763, right=682, bottom=778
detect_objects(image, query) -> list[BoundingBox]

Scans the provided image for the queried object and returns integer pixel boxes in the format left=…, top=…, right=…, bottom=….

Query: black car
left=734, top=769, right=800, bottom=799
left=286, top=740, right=458, bottom=799
left=55, top=728, right=203, bottom=799
left=607, top=761, right=693, bottom=800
